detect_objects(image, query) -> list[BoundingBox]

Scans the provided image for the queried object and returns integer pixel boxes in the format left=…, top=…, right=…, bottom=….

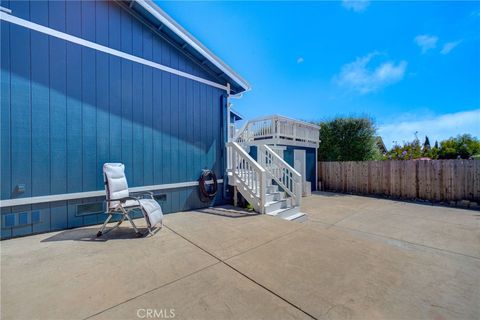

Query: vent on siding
left=18, top=212, right=28, bottom=225
left=2, top=211, right=41, bottom=228
left=3, top=214, right=15, bottom=228
left=76, top=202, right=105, bottom=216
left=154, top=194, right=167, bottom=202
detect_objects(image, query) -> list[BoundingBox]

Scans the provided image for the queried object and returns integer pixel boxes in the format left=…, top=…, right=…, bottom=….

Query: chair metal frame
left=97, top=164, right=162, bottom=238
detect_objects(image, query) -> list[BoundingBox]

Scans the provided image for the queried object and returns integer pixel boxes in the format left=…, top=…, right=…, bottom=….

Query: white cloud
left=335, top=52, right=407, bottom=94
left=342, top=0, right=370, bottom=12
left=414, top=34, right=438, bottom=54
left=441, top=40, right=461, bottom=55
left=378, top=109, right=480, bottom=148
left=297, top=57, right=304, bottom=64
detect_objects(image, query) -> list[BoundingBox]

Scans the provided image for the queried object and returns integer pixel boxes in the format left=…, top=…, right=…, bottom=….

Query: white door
left=294, top=149, right=311, bottom=196
left=294, top=149, right=306, bottom=182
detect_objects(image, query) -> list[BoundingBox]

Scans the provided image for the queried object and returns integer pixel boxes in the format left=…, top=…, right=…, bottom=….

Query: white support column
left=260, top=170, right=267, bottom=213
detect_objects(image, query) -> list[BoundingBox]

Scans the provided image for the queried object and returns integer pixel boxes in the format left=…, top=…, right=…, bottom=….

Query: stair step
left=264, top=200, right=287, bottom=213
left=265, top=208, right=287, bottom=217
left=284, top=212, right=307, bottom=222
left=265, top=191, right=284, bottom=202
left=277, top=206, right=299, bottom=218
left=265, top=205, right=296, bottom=217
left=265, top=206, right=306, bottom=222
left=266, top=185, right=278, bottom=193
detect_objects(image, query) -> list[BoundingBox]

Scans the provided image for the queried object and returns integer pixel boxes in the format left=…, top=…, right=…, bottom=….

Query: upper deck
left=234, top=115, right=320, bottom=148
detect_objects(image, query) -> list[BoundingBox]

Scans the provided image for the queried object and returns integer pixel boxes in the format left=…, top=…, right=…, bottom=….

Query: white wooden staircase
left=227, top=141, right=306, bottom=222
left=227, top=115, right=319, bottom=221
left=227, top=115, right=320, bottom=220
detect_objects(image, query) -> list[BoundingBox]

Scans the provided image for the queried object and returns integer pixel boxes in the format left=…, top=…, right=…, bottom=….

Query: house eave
left=131, top=0, right=251, bottom=94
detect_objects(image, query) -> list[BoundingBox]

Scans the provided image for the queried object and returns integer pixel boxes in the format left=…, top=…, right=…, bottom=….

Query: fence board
left=318, top=160, right=480, bottom=204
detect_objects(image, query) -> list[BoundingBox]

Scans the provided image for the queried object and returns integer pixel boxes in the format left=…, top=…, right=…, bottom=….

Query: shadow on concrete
left=40, top=225, right=150, bottom=243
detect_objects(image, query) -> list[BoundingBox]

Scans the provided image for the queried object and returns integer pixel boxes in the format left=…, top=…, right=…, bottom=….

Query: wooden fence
left=318, top=160, right=480, bottom=203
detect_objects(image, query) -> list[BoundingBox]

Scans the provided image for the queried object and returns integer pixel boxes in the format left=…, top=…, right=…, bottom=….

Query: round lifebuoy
left=199, top=169, right=218, bottom=201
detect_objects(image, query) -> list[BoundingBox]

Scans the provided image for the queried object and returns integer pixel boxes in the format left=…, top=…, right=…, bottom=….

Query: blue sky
left=158, top=0, right=480, bottom=147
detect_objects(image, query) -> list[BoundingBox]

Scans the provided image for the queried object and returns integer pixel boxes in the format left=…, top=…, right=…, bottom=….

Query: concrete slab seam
left=163, top=223, right=318, bottom=320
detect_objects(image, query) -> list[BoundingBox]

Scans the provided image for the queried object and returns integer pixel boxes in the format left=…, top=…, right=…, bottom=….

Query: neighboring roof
left=127, top=0, right=251, bottom=95
left=230, top=108, right=244, bottom=121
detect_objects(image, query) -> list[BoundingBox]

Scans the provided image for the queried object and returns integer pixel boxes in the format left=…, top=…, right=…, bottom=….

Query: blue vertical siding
left=152, top=65, right=163, bottom=185
left=49, top=1, right=68, bottom=230
left=30, top=1, right=50, bottom=198
left=1, top=0, right=229, bottom=238
left=29, top=2, right=52, bottom=233
left=108, top=2, right=122, bottom=163
left=10, top=1, right=31, bottom=200
left=142, top=27, right=154, bottom=186
left=1, top=18, right=11, bottom=202
left=178, top=72, right=186, bottom=213
left=95, top=1, right=110, bottom=191
left=120, top=9, right=134, bottom=184
left=49, top=1, right=67, bottom=197
left=81, top=0, right=97, bottom=202
left=132, top=20, right=144, bottom=190
left=66, top=0, right=83, bottom=196
left=170, top=52, right=179, bottom=210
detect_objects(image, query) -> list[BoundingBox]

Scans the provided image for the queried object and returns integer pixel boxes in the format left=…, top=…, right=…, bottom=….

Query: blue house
left=0, top=0, right=320, bottom=239
left=0, top=0, right=250, bottom=239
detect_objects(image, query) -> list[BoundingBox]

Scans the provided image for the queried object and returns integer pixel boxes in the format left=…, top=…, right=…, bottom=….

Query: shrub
left=318, top=117, right=381, bottom=161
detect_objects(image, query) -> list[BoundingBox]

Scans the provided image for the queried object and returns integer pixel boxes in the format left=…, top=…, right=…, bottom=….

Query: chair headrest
left=103, top=163, right=129, bottom=202
left=103, top=163, right=125, bottom=179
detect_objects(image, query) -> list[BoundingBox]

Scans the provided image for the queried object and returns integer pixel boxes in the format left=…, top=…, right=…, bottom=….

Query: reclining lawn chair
left=97, top=163, right=163, bottom=238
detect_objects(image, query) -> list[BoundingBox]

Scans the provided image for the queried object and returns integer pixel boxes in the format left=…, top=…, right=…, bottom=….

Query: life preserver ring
left=199, top=169, right=218, bottom=201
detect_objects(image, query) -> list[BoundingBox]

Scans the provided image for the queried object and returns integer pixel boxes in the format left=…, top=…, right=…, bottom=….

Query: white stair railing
left=258, top=145, right=302, bottom=207
left=227, top=142, right=266, bottom=213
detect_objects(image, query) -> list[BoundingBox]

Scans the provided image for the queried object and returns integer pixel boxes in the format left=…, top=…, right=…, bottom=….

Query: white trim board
left=0, top=179, right=224, bottom=207
left=0, top=11, right=228, bottom=91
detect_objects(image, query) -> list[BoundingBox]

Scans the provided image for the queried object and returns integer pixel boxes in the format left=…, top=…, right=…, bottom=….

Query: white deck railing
left=234, top=115, right=319, bottom=148
left=227, top=141, right=266, bottom=213
left=259, top=145, right=302, bottom=207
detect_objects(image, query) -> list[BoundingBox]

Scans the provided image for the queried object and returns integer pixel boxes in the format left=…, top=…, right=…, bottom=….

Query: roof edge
left=136, top=0, right=251, bottom=93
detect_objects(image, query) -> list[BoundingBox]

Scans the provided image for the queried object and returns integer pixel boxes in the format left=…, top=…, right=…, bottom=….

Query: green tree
left=318, top=117, right=381, bottom=161
left=430, top=141, right=439, bottom=159
left=438, top=134, right=480, bottom=159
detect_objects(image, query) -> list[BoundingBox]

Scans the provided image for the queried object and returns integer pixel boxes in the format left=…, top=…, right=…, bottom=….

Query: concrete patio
left=1, top=192, right=479, bottom=320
